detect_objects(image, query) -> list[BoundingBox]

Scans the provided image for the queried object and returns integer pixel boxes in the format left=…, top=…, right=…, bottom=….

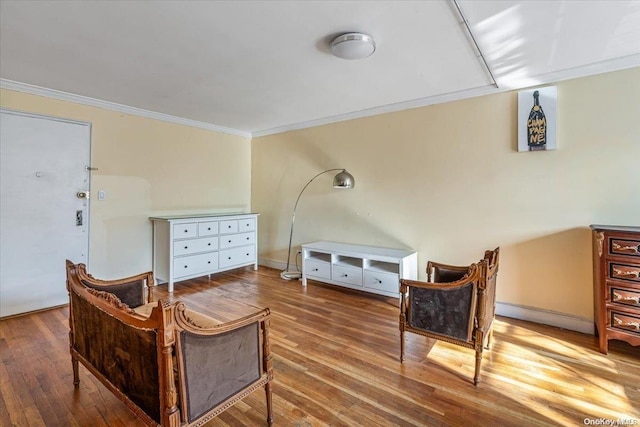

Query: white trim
left=0, top=79, right=251, bottom=138
left=496, top=302, right=594, bottom=335
left=4, top=54, right=638, bottom=139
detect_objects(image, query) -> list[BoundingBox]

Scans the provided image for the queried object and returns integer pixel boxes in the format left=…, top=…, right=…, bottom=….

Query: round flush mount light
left=330, top=33, right=376, bottom=60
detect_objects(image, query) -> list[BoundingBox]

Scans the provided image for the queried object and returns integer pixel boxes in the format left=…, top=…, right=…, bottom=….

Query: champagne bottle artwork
left=527, top=90, right=546, bottom=151
left=518, top=86, right=556, bottom=152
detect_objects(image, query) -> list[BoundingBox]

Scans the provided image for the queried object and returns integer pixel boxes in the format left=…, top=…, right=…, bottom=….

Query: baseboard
left=496, top=302, right=594, bottom=335
left=259, top=258, right=594, bottom=335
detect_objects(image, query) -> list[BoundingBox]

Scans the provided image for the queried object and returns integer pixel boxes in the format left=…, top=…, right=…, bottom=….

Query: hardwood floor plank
left=1, top=266, right=638, bottom=426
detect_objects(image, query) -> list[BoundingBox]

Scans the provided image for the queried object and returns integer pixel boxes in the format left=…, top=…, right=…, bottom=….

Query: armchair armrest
left=173, top=304, right=273, bottom=425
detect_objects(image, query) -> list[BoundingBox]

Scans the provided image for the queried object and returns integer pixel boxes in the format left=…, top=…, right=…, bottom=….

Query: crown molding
left=0, top=79, right=251, bottom=138
left=252, top=54, right=640, bottom=137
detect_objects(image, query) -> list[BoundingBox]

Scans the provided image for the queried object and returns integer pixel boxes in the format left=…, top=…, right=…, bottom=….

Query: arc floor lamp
left=280, top=169, right=355, bottom=280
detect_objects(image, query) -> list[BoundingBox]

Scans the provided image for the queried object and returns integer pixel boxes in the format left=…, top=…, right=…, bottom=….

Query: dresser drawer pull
left=184, top=246, right=188, bottom=249
left=184, top=229, right=188, bottom=233
left=613, top=291, right=640, bottom=305
left=246, top=253, right=250, bottom=256
left=207, top=227, right=212, bottom=231
left=246, top=237, right=250, bottom=240
left=228, top=240, right=232, bottom=243
left=342, top=274, right=348, bottom=277
left=208, top=243, right=211, bottom=246
left=184, top=265, right=188, bottom=268
left=612, top=268, right=640, bottom=279
left=313, top=268, right=318, bottom=272
left=208, top=261, right=211, bottom=264
left=612, top=242, right=640, bottom=254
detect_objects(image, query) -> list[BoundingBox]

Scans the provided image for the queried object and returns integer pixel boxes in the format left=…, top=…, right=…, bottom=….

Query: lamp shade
left=333, top=169, right=355, bottom=188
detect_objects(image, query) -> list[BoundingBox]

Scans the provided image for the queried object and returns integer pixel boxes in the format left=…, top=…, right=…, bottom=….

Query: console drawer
left=364, top=270, right=399, bottom=294
left=332, top=265, right=363, bottom=286
left=304, top=259, right=331, bottom=280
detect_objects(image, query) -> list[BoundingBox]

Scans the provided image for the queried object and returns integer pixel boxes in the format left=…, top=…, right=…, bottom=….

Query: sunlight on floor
left=429, top=319, right=639, bottom=424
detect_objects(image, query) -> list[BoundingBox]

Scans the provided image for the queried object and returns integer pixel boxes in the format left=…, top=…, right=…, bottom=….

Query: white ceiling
left=1, top=1, right=639, bottom=137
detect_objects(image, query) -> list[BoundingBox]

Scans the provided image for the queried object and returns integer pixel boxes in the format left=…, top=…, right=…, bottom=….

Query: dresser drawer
left=239, top=217, right=256, bottom=232
left=610, top=286, right=640, bottom=309
left=609, top=237, right=640, bottom=258
left=332, top=265, right=363, bottom=286
left=219, top=245, right=256, bottom=268
left=173, top=223, right=197, bottom=239
left=220, top=232, right=255, bottom=249
left=304, top=259, right=331, bottom=280
left=198, top=221, right=219, bottom=237
left=608, top=262, right=640, bottom=283
left=173, top=237, right=218, bottom=256
left=609, top=310, right=640, bottom=336
left=364, top=270, right=399, bottom=294
left=220, top=220, right=239, bottom=234
left=173, top=252, right=218, bottom=279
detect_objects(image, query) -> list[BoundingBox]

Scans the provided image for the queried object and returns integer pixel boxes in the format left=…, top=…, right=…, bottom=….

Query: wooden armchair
left=399, top=248, right=499, bottom=385
left=66, top=260, right=274, bottom=426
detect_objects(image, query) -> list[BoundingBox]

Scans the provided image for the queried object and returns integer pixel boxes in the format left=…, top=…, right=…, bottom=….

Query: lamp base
left=280, top=270, right=302, bottom=280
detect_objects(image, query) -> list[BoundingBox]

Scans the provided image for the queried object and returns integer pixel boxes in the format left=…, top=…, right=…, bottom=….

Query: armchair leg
left=72, top=354, right=79, bottom=387
left=473, top=349, right=482, bottom=386
left=265, top=382, right=274, bottom=426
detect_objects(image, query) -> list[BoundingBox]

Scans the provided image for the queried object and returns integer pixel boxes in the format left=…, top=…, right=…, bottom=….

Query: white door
left=0, top=109, right=91, bottom=317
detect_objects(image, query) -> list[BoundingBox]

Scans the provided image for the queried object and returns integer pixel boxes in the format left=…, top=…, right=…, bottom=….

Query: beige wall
left=252, top=67, right=640, bottom=321
left=1, top=89, right=252, bottom=278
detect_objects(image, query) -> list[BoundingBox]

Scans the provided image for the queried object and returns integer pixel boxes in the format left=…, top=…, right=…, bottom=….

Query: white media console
left=301, top=241, right=418, bottom=298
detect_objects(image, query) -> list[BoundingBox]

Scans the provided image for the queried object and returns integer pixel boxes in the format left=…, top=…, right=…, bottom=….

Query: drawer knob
left=377, top=279, right=382, bottom=284
left=228, top=257, right=232, bottom=260
left=184, top=230, right=188, bottom=233
left=208, top=243, right=211, bottom=246
left=343, top=274, right=348, bottom=277
left=184, top=265, right=188, bottom=268
left=228, top=240, right=232, bottom=243
left=184, top=246, right=188, bottom=249
left=313, top=268, right=318, bottom=272
left=246, top=253, right=249, bottom=256
left=246, top=237, right=250, bottom=240
left=208, top=261, right=211, bottom=264
left=207, top=227, right=211, bottom=231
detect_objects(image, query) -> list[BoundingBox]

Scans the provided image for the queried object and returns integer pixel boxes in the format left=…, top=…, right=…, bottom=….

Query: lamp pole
left=280, top=169, right=354, bottom=280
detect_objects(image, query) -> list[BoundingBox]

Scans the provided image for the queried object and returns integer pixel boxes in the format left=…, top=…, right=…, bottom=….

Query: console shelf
left=301, top=241, right=418, bottom=298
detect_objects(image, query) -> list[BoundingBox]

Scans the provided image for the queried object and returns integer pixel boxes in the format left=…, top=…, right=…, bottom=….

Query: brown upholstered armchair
left=399, top=248, right=499, bottom=385
left=66, top=261, right=274, bottom=426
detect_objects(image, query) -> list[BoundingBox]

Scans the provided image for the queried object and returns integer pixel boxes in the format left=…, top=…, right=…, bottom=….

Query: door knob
left=76, top=191, right=90, bottom=199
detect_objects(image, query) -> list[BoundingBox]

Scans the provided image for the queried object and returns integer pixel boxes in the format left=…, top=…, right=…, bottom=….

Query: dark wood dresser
left=590, top=225, right=640, bottom=354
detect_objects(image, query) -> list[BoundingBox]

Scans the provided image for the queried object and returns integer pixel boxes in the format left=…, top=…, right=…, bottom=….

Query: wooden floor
left=1, top=266, right=639, bottom=427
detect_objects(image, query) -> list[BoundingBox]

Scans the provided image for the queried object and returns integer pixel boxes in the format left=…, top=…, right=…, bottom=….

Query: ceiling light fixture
left=330, top=33, right=376, bottom=60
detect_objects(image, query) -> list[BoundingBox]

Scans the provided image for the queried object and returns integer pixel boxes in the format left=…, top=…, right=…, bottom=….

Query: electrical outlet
left=98, top=190, right=106, bottom=200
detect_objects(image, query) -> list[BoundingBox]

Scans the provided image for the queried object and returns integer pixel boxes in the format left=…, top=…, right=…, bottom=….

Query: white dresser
left=150, top=213, right=258, bottom=292
left=301, top=241, right=418, bottom=298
